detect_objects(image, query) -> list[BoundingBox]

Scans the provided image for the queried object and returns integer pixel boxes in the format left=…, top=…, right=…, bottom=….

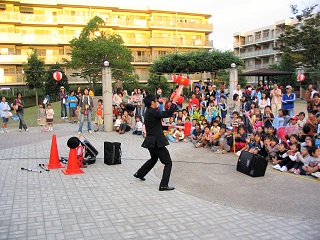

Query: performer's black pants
left=137, top=147, right=172, bottom=187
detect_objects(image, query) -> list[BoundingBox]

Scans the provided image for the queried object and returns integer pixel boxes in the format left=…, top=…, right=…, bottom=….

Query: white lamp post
left=102, top=60, right=113, bottom=132
left=229, top=63, right=238, bottom=100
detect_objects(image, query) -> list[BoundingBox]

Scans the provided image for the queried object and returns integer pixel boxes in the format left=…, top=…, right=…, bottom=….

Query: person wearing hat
left=59, top=86, right=68, bottom=119
left=286, top=115, right=299, bottom=136
left=133, top=93, right=179, bottom=191
left=281, top=85, right=296, bottom=117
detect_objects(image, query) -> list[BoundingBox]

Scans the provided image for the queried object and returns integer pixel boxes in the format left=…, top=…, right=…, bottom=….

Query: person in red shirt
left=94, top=99, right=103, bottom=132
left=188, top=93, right=200, bottom=112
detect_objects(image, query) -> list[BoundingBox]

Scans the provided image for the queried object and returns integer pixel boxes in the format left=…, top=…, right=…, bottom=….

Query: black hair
left=299, top=112, right=305, bottom=117
left=265, top=105, right=271, bottom=110
left=220, top=123, right=227, bottom=129
left=177, top=117, right=182, bottom=121
left=290, top=134, right=299, bottom=141
left=70, top=90, right=75, bottom=94
left=143, top=93, right=156, bottom=108
left=309, top=110, right=317, bottom=116
left=98, top=99, right=103, bottom=103
left=233, top=94, right=239, bottom=101
left=17, top=92, right=22, bottom=97
left=308, top=146, right=318, bottom=156
left=302, top=124, right=311, bottom=134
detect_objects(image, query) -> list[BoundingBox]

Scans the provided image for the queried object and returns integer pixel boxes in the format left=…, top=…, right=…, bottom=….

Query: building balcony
left=240, top=48, right=276, bottom=58
left=0, top=54, right=70, bottom=65
left=0, top=11, right=212, bottom=32
left=150, top=20, right=212, bottom=32
left=122, top=37, right=150, bottom=46
left=132, top=56, right=151, bottom=64
left=0, top=74, right=25, bottom=85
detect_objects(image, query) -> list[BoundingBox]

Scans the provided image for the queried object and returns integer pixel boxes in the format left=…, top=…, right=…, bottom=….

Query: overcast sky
left=115, top=0, right=315, bottom=50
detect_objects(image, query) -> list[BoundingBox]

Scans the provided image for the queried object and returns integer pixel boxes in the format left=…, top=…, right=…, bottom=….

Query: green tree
left=23, top=48, right=46, bottom=105
left=146, top=74, right=171, bottom=97
left=150, top=50, right=243, bottom=74
left=44, top=64, right=69, bottom=102
left=275, top=4, right=320, bottom=86
left=269, top=53, right=296, bottom=88
left=64, top=16, right=136, bottom=91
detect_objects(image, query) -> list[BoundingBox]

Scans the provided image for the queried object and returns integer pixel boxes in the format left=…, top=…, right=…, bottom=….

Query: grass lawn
left=9, top=101, right=69, bottom=129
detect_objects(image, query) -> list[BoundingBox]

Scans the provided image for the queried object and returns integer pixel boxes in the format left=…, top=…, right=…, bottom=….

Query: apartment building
left=0, top=1, right=213, bottom=86
left=233, top=19, right=297, bottom=83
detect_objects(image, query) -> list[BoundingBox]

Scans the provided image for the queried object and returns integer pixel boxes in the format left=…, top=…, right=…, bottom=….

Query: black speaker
left=104, top=142, right=122, bottom=165
left=237, top=151, right=268, bottom=177
left=78, top=136, right=98, bottom=164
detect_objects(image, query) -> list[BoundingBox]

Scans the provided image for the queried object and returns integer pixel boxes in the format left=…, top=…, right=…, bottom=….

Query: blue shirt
left=282, top=93, right=296, bottom=109
left=67, top=95, right=78, bottom=108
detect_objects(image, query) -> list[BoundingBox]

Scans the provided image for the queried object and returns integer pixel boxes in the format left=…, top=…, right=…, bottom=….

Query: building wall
left=0, top=1, right=213, bottom=86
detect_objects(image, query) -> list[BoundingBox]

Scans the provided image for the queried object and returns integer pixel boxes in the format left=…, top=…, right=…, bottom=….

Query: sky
left=114, top=0, right=314, bottom=50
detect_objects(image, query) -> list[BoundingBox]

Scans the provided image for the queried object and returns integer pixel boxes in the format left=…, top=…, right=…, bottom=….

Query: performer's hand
left=172, top=95, right=179, bottom=103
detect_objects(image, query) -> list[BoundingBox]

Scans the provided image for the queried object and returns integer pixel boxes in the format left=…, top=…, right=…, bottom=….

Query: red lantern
left=53, top=71, right=62, bottom=81
left=297, top=74, right=306, bottom=82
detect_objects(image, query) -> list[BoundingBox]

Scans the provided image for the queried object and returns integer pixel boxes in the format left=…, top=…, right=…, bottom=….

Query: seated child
left=132, top=116, right=143, bottom=135
left=294, top=146, right=311, bottom=175
left=196, top=126, right=213, bottom=148
left=236, top=133, right=254, bottom=156
left=235, top=126, right=247, bottom=151
left=272, top=142, right=287, bottom=165
left=273, top=143, right=300, bottom=172
left=211, top=120, right=220, bottom=136
left=265, top=136, right=280, bottom=160
left=248, top=133, right=264, bottom=155
left=114, top=114, right=122, bottom=132
left=212, top=126, right=233, bottom=154
left=300, top=146, right=320, bottom=175
left=190, top=123, right=203, bottom=144
left=173, top=127, right=185, bottom=143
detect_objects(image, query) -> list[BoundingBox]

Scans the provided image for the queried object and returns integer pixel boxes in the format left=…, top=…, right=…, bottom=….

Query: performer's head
left=144, top=93, right=156, bottom=108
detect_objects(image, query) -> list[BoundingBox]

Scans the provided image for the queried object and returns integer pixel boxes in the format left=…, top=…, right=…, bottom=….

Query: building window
left=248, top=35, right=252, bottom=42
left=20, top=7, right=33, bottom=14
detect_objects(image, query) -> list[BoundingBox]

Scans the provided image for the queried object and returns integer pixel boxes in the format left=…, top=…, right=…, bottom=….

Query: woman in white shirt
left=258, top=91, right=270, bottom=114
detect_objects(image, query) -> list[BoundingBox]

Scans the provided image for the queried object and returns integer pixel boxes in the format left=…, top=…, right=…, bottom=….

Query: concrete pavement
left=0, top=123, right=319, bottom=240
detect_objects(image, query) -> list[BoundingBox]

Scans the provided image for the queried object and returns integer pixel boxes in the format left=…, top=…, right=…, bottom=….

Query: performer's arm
left=154, top=102, right=178, bottom=119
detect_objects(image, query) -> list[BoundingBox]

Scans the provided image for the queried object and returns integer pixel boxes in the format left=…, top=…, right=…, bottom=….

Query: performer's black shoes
left=133, top=173, right=146, bottom=181
left=159, top=186, right=175, bottom=191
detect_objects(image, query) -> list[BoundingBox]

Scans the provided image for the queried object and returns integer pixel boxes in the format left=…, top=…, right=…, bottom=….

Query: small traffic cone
left=62, top=148, right=84, bottom=175
left=47, top=134, right=64, bottom=169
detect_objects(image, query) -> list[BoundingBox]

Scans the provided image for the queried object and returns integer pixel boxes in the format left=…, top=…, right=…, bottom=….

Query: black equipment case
left=78, top=136, right=99, bottom=164
left=104, top=142, right=122, bottom=165
left=236, top=151, right=268, bottom=177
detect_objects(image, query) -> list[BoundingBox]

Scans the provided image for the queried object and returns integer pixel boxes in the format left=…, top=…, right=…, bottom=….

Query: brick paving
left=0, top=122, right=319, bottom=240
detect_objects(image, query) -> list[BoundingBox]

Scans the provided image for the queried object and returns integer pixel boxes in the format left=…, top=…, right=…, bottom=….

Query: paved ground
left=0, top=119, right=319, bottom=240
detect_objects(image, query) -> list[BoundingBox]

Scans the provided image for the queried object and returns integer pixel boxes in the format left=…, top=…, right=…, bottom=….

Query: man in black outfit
left=134, top=93, right=178, bottom=191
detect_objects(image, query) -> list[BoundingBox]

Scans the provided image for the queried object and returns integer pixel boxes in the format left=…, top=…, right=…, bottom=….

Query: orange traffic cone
left=47, top=134, right=64, bottom=169
left=62, top=148, right=84, bottom=175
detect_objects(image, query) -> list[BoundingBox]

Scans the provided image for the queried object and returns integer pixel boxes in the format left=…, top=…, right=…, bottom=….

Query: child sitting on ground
left=211, top=120, right=220, bottom=136
left=114, top=114, right=122, bottom=132
left=300, top=146, right=320, bottom=175
left=212, top=126, right=233, bottom=154
left=235, top=126, right=247, bottom=151
left=273, top=143, right=300, bottom=172
left=173, top=127, right=185, bottom=142
left=190, top=123, right=203, bottom=145
left=265, top=136, right=280, bottom=161
left=293, top=146, right=311, bottom=175
left=272, top=142, right=287, bottom=165
left=196, top=126, right=213, bottom=148
left=132, top=116, right=143, bottom=135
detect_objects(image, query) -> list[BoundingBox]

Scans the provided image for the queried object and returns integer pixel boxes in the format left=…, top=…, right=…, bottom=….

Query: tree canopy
left=149, top=50, right=243, bottom=74
left=65, top=16, right=137, bottom=89
left=44, top=63, right=69, bottom=101
left=275, top=4, right=320, bottom=86
left=23, top=48, right=46, bottom=105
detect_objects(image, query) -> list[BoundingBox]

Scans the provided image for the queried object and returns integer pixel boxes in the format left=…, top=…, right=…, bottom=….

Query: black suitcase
left=78, top=136, right=99, bottom=164
left=104, top=142, right=122, bottom=165
left=237, top=151, right=267, bottom=177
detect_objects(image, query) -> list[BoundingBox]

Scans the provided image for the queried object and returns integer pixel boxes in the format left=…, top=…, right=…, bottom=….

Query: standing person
left=46, top=104, right=54, bottom=131
left=13, top=92, right=28, bottom=132
left=282, top=85, right=296, bottom=117
left=94, top=99, right=103, bottom=132
left=136, top=88, right=143, bottom=117
left=67, top=90, right=78, bottom=123
left=0, top=96, right=11, bottom=133
left=133, top=94, right=179, bottom=191
left=59, top=86, right=68, bottom=119
left=77, top=87, right=94, bottom=134
left=113, top=79, right=123, bottom=93
left=37, top=103, right=47, bottom=132
left=232, top=84, right=243, bottom=100
left=306, top=84, right=319, bottom=112
left=258, top=91, right=271, bottom=114
left=270, top=83, right=282, bottom=116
